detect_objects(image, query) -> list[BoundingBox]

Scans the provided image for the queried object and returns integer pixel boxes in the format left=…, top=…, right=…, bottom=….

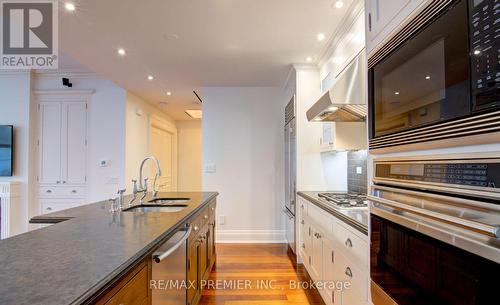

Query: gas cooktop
left=318, top=192, right=368, bottom=209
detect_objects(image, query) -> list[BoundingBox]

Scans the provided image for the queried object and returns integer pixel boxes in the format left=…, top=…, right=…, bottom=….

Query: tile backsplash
left=347, top=150, right=367, bottom=195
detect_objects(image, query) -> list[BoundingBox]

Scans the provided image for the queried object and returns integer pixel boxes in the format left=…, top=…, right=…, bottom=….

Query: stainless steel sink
left=124, top=204, right=188, bottom=213
left=148, top=198, right=190, bottom=205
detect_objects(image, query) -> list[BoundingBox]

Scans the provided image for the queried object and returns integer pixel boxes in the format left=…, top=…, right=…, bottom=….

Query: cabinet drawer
left=334, top=221, right=368, bottom=269
left=105, top=264, right=148, bottom=305
left=39, top=186, right=86, bottom=198
left=307, top=203, right=334, bottom=237
left=335, top=251, right=368, bottom=304
left=208, top=200, right=216, bottom=219
left=40, top=199, right=83, bottom=214
left=199, top=206, right=210, bottom=227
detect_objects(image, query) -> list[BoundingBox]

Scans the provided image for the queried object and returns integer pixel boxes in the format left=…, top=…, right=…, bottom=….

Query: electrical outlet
left=218, top=215, right=226, bottom=225
left=356, top=166, right=363, bottom=174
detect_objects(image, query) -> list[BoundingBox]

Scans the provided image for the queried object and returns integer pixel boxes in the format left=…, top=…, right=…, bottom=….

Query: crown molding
left=292, top=63, right=319, bottom=71
left=32, top=89, right=95, bottom=97
left=33, top=69, right=98, bottom=79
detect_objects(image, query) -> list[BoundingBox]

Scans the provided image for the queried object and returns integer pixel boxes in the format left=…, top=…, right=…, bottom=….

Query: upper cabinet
left=365, top=0, right=426, bottom=54
left=38, top=102, right=87, bottom=185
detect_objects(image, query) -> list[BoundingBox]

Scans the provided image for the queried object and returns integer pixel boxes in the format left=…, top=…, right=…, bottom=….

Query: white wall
left=294, top=66, right=348, bottom=192
left=125, top=92, right=177, bottom=192
left=33, top=74, right=128, bottom=203
left=177, top=121, right=202, bottom=191
left=201, top=87, right=285, bottom=243
left=0, top=72, right=33, bottom=235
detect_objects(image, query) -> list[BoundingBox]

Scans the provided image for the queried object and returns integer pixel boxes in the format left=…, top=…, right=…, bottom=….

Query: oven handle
left=367, top=195, right=500, bottom=238
left=153, top=225, right=192, bottom=263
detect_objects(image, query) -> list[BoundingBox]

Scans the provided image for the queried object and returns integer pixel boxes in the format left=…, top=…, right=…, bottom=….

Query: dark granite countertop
left=0, top=191, right=218, bottom=305
left=298, top=191, right=368, bottom=235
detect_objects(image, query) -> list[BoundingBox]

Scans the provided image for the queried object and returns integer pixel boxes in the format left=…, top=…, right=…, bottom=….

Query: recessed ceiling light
left=394, top=91, right=400, bottom=95
left=166, top=91, right=172, bottom=96
left=317, top=33, right=326, bottom=41
left=306, top=56, right=313, bottom=62
left=185, top=109, right=202, bottom=119
left=425, top=75, right=431, bottom=80
left=147, top=75, right=154, bottom=81
left=65, top=2, right=76, bottom=11
left=117, top=48, right=126, bottom=56
left=334, top=1, right=344, bottom=8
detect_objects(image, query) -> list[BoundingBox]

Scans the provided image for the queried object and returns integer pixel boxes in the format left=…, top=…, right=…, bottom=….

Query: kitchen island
left=0, top=191, right=218, bottom=305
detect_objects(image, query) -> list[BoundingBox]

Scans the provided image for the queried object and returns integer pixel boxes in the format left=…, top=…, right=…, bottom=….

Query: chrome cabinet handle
left=345, top=267, right=353, bottom=278
left=345, top=238, right=352, bottom=248
left=63, top=181, right=67, bottom=184
left=71, top=190, right=77, bottom=194
left=204, top=215, right=208, bottom=220
left=314, top=232, right=321, bottom=239
left=46, top=190, right=52, bottom=193
left=46, top=207, right=53, bottom=211
left=56, top=181, right=60, bottom=184
left=153, top=226, right=192, bottom=263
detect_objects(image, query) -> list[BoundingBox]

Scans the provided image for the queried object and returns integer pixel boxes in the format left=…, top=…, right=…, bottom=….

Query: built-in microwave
left=368, top=0, right=500, bottom=152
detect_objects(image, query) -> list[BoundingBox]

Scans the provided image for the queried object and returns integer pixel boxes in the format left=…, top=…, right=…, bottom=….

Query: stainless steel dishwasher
left=151, top=224, right=192, bottom=304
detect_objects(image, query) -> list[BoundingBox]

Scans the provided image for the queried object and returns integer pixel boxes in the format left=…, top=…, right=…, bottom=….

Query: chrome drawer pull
left=46, top=190, right=52, bottom=193
left=345, top=238, right=352, bottom=248
left=46, top=207, right=53, bottom=211
left=71, top=190, right=77, bottom=194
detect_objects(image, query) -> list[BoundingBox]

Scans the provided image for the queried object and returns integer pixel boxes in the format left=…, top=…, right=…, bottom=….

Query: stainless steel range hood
left=307, top=51, right=367, bottom=122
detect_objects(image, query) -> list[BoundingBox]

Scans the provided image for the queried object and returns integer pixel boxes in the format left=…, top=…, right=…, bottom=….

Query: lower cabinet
left=297, top=196, right=369, bottom=305
left=95, top=259, right=151, bottom=305
left=187, top=200, right=217, bottom=305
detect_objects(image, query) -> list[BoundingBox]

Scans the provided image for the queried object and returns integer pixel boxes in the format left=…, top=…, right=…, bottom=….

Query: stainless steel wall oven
left=368, top=0, right=500, bottom=152
left=369, top=153, right=500, bottom=305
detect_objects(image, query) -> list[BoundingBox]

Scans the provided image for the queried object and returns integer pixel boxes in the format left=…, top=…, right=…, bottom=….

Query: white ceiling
left=59, top=0, right=354, bottom=120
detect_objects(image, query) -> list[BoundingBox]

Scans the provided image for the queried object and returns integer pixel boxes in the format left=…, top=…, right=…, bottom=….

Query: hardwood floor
left=199, top=244, right=325, bottom=305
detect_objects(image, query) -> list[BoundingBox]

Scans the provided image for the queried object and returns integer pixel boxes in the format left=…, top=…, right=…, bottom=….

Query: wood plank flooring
left=199, top=244, right=325, bottom=305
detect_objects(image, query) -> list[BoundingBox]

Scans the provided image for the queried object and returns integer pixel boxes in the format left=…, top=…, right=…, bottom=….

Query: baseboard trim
left=216, top=229, right=286, bottom=243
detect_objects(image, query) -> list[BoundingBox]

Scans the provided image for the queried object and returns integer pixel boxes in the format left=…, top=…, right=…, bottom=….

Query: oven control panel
left=375, top=162, right=500, bottom=188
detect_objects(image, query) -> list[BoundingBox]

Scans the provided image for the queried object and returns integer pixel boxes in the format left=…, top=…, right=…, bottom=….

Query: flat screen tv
left=0, top=125, right=13, bottom=176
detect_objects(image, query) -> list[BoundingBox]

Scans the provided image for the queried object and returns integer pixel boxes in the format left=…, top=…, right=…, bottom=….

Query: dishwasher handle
left=153, top=225, right=192, bottom=263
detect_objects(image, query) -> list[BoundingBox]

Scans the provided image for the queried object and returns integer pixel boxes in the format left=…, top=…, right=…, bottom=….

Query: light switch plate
left=356, top=166, right=363, bottom=174
left=204, top=163, right=217, bottom=173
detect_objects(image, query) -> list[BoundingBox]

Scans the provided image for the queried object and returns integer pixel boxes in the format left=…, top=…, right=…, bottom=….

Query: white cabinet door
left=322, top=236, right=342, bottom=305
left=366, top=0, right=425, bottom=53
left=309, top=225, right=323, bottom=282
left=62, top=102, right=87, bottom=184
left=39, top=103, right=62, bottom=184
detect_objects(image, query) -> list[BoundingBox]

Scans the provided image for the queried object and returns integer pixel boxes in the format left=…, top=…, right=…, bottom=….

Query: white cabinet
left=298, top=195, right=369, bottom=305
left=39, top=102, right=63, bottom=184
left=310, top=224, right=323, bottom=282
left=319, top=122, right=367, bottom=152
left=37, top=99, right=88, bottom=215
left=40, top=198, right=84, bottom=214
left=38, top=102, right=87, bottom=184
left=365, top=0, right=426, bottom=54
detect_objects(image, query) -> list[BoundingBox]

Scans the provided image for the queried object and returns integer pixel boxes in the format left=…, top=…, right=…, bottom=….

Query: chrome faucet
left=137, top=156, right=162, bottom=202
